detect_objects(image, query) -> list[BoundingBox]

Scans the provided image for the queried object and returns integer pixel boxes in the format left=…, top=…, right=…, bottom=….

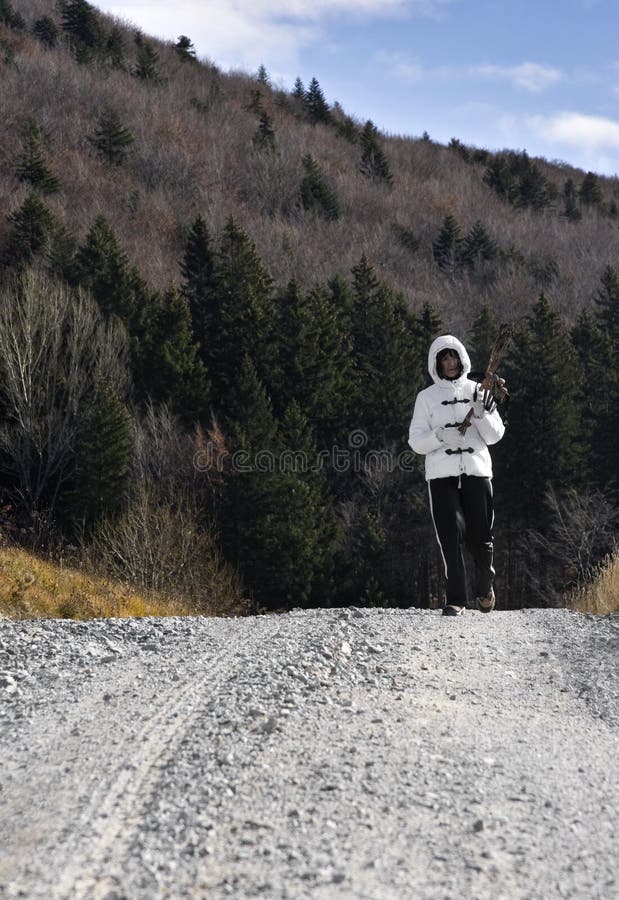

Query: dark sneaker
left=442, top=605, right=465, bottom=616
left=476, top=588, right=496, bottom=613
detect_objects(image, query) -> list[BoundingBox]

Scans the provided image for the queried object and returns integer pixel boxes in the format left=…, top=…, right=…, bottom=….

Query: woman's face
left=438, top=348, right=461, bottom=379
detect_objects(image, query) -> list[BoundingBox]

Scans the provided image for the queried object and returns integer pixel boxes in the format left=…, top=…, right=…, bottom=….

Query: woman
left=409, top=335, right=506, bottom=616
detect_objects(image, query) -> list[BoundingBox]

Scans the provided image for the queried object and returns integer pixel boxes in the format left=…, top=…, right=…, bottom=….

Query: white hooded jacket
left=408, top=335, right=505, bottom=481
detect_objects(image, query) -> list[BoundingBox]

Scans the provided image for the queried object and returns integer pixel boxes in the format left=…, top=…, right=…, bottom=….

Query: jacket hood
left=428, top=335, right=471, bottom=385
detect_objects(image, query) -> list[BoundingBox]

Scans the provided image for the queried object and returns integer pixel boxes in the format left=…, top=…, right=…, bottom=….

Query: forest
left=0, top=0, right=618, bottom=612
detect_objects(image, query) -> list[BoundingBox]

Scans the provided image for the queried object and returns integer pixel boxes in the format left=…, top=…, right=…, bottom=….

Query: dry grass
left=0, top=543, right=243, bottom=620
left=567, top=552, right=619, bottom=615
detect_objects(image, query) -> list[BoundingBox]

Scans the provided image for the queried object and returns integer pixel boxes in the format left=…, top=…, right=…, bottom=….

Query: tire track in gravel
left=0, top=619, right=266, bottom=900
left=1, top=609, right=617, bottom=900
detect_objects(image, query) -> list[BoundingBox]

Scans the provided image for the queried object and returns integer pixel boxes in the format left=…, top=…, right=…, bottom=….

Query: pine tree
left=413, top=302, right=443, bottom=385
left=300, top=154, right=340, bottom=221
left=88, top=108, right=135, bottom=165
left=461, top=220, right=499, bottom=272
left=292, top=77, right=305, bottom=99
left=256, top=64, right=269, bottom=85
left=269, top=280, right=353, bottom=448
left=350, top=255, right=423, bottom=445
left=359, top=120, right=393, bottom=186
left=32, top=16, right=59, bottom=48
left=176, top=35, right=196, bottom=62
left=467, top=305, right=497, bottom=374
left=579, top=171, right=603, bottom=208
left=206, top=219, right=276, bottom=412
left=46, top=221, right=79, bottom=284
left=180, top=214, right=216, bottom=363
left=503, top=293, right=584, bottom=527
left=75, top=217, right=138, bottom=323
left=60, top=0, right=105, bottom=62
left=304, top=77, right=332, bottom=125
left=68, top=381, right=132, bottom=532
left=484, top=156, right=514, bottom=201
left=253, top=110, right=277, bottom=153
left=14, top=119, right=61, bottom=195
left=134, top=35, right=163, bottom=83
left=432, top=214, right=462, bottom=273
left=587, top=267, right=619, bottom=490
left=5, top=192, right=55, bottom=265
left=104, top=27, right=126, bottom=68
left=140, top=285, right=209, bottom=424
left=562, top=178, right=582, bottom=221
left=0, top=0, right=24, bottom=30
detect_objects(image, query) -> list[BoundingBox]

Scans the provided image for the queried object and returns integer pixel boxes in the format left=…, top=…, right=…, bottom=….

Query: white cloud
left=528, top=111, right=619, bottom=151
left=474, top=62, right=563, bottom=93
left=95, top=0, right=457, bottom=72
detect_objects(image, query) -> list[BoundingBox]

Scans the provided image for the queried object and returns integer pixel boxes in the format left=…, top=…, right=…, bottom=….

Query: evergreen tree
left=300, top=154, right=340, bottom=221
left=413, top=302, right=443, bottom=385
left=88, top=108, right=135, bottom=165
left=46, top=221, right=79, bottom=284
left=304, top=77, right=332, bottom=125
left=133, top=34, right=163, bottom=83
left=432, top=214, right=462, bottom=273
left=252, top=110, right=277, bottom=153
left=485, top=152, right=556, bottom=210
left=270, top=280, right=353, bottom=448
left=5, top=192, right=55, bottom=265
left=32, top=16, right=59, bottom=48
left=461, top=220, right=499, bottom=271
left=68, top=381, right=132, bottom=532
left=579, top=171, right=603, bottom=208
left=206, top=219, right=276, bottom=412
left=587, top=267, right=619, bottom=490
left=467, top=304, right=497, bottom=374
left=14, top=119, right=61, bottom=195
left=292, top=77, right=305, bottom=99
left=256, top=64, right=269, bottom=85
left=140, top=285, right=209, bottom=423
left=75, top=217, right=138, bottom=323
left=180, top=214, right=216, bottom=363
left=176, top=34, right=196, bottom=62
left=448, top=137, right=471, bottom=163
left=350, top=255, right=423, bottom=446
left=0, top=0, right=24, bottom=30
left=60, top=0, right=104, bottom=62
left=562, top=178, right=582, bottom=221
left=484, top=155, right=514, bottom=201
left=359, top=120, right=393, bottom=186
left=75, top=217, right=158, bottom=396
left=104, top=27, right=126, bottom=68
left=503, top=293, right=584, bottom=528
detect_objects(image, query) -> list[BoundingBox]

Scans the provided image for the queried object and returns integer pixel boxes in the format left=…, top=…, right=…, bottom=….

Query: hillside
left=1, top=0, right=618, bottom=614
left=1, top=0, right=618, bottom=331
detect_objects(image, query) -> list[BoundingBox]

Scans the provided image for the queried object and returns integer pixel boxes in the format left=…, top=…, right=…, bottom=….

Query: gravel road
left=0, top=607, right=617, bottom=900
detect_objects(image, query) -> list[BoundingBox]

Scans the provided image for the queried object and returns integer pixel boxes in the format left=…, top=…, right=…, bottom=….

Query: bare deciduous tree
left=522, top=485, right=618, bottom=604
left=0, top=269, right=128, bottom=517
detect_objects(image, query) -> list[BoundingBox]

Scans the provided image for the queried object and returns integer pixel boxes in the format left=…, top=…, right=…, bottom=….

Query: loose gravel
left=0, top=607, right=617, bottom=899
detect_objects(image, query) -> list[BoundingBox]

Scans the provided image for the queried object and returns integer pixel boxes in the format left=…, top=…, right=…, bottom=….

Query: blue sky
left=94, top=0, right=619, bottom=176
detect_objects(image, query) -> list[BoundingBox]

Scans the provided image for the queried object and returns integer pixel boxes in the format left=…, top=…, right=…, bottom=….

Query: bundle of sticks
left=458, top=323, right=512, bottom=436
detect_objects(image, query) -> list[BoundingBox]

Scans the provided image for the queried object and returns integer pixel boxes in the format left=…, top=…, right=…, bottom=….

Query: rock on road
left=0, top=607, right=617, bottom=900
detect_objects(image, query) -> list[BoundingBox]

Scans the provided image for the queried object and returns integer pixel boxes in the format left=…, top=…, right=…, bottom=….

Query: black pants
left=428, top=475, right=494, bottom=605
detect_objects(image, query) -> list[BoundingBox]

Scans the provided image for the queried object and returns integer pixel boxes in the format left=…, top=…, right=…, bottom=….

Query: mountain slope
left=2, top=0, right=618, bottom=331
